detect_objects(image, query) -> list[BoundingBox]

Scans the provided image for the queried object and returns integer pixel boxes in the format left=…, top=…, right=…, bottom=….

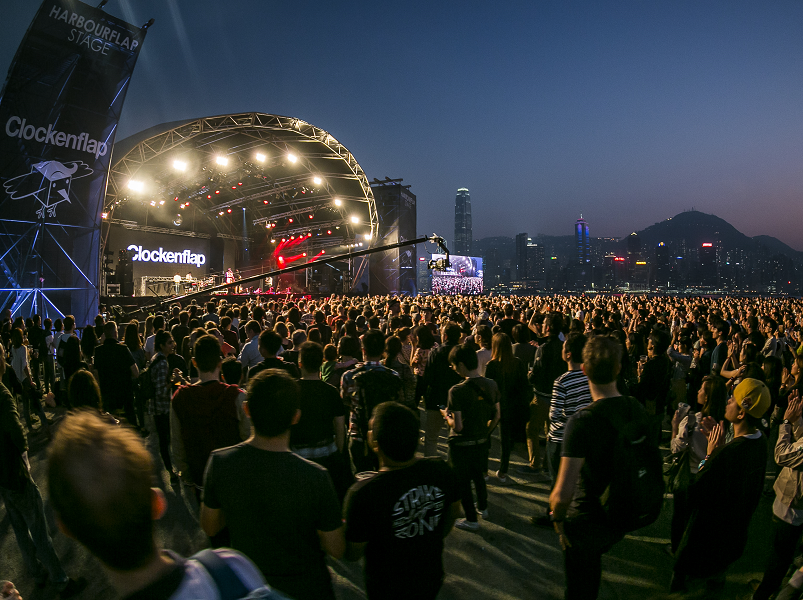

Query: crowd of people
left=2, top=293, right=803, bottom=599
left=430, top=275, right=484, bottom=295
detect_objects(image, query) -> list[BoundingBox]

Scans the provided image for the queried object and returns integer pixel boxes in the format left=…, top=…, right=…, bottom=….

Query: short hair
left=103, top=321, right=117, bottom=338
left=152, top=315, right=165, bottom=331
left=338, top=335, right=361, bottom=359
left=449, top=343, right=478, bottom=371
left=179, top=311, right=189, bottom=325
left=64, top=315, right=75, bottom=331
left=444, top=323, right=462, bottom=345
left=648, top=329, right=671, bottom=355
left=246, top=370, right=300, bottom=437
left=323, top=343, right=338, bottom=362
left=299, top=341, right=324, bottom=372
left=362, top=329, right=386, bottom=357
left=371, top=401, right=419, bottom=462
left=259, top=329, right=283, bottom=355
left=48, top=411, right=155, bottom=570
left=220, top=357, right=242, bottom=385
left=565, top=332, right=587, bottom=364
left=154, top=330, right=172, bottom=352
left=220, top=315, right=232, bottom=329
left=476, top=325, right=492, bottom=348
left=194, top=334, right=222, bottom=373
left=582, top=335, right=623, bottom=385
left=245, top=319, right=261, bottom=336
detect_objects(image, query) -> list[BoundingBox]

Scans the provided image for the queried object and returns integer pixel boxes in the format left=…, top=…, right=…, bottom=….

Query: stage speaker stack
left=117, top=249, right=135, bottom=296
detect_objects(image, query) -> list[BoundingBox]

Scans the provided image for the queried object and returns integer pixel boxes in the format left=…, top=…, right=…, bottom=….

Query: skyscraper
left=575, top=216, right=590, bottom=265
left=454, top=188, right=472, bottom=255
left=515, top=233, right=529, bottom=279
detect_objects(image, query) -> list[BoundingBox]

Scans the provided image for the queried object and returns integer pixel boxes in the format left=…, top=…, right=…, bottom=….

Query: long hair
left=384, top=336, right=402, bottom=368
left=124, top=322, right=141, bottom=352
left=699, top=375, right=727, bottom=423
left=490, top=332, right=516, bottom=376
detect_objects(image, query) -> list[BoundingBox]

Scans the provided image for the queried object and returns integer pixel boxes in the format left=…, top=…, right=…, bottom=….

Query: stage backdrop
left=0, top=0, right=146, bottom=324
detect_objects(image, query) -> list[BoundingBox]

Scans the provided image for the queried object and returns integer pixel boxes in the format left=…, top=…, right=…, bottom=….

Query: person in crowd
left=200, top=370, right=344, bottom=600
left=56, top=316, right=81, bottom=403
left=632, top=328, right=673, bottom=444
left=92, top=321, right=138, bottom=426
left=47, top=410, right=276, bottom=599
left=308, top=310, right=333, bottom=346
left=441, top=343, right=501, bottom=531
left=220, top=356, right=243, bottom=385
left=201, top=301, right=220, bottom=326
left=474, top=325, right=492, bottom=375
left=292, top=341, right=350, bottom=499
left=752, top=390, right=803, bottom=600
left=148, top=331, right=180, bottom=483
left=0, top=342, right=86, bottom=598
left=27, top=314, right=45, bottom=391
left=422, top=323, right=463, bottom=457
left=9, top=328, right=50, bottom=435
left=411, top=324, right=437, bottom=404
left=709, top=318, right=730, bottom=376
left=171, top=310, right=191, bottom=358
left=671, top=378, right=770, bottom=593
left=124, top=321, right=149, bottom=435
left=527, top=312, right=567, bottom=475
left=343, top=401, right=461, bottom=600
left=341, top=329, right=403, bottom=474
left=668, top=375, right=727, bottom=554
left=237, top=320, right=263, bottom=373
left=79, top=324, right=98, bottom=366
left=144, top=315, right=165, bottom=360
left=485, top=332, right=531, bottom=484
left=171, top=334, right=249, bottom=496
left=384, top=335, right=417, bottom=410
left=247, top=329, right=301, bottom=381
left=321, top=343, right=338, bottom=383
left=533, top=332, right=592, bottom=529
left=67, top=369, right=103, bottom=412
left=549, top=334, right=651, bottom=600
left=512, top=323, right=536, bottom=368
left=219, top=315, right=240, bottom=355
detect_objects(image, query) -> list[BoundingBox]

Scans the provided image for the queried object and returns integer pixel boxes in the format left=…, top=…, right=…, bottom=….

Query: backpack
left=56, top=333, right=78, bottom=368
left=137, top=354, right=166, bottom=403
left=588, top=396, right=665, bottom=533
left=190, top=549, right=290, bottom=599
left=352, top=367, right=403, bottom=442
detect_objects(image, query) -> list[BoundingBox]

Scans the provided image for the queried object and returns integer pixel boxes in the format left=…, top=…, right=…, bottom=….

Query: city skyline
left=2, top=2, right=802, bottom=250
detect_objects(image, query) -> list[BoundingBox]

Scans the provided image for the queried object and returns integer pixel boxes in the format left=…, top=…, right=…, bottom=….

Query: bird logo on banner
left=3, top=160, right=93, bottom=219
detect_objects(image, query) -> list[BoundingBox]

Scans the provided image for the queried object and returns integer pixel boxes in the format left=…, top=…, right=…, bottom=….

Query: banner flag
left=0, top=0, right=147, bottom=323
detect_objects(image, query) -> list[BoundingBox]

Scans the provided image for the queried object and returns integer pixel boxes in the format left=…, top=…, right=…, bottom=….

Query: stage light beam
left=127, top=180, right=144, bottom=192
left=216, top=156, right=229, bottom=167
left=173, top=160, right=187, bottom=171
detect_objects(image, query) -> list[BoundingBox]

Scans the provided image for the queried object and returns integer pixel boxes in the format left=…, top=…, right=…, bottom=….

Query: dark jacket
left=0, top=382, right=29, bottom=491
left=529, top=336, right=566, bottom=398
left=632, top=354, right=672, bottom=416
left=423, top=344, right=462, bottom=408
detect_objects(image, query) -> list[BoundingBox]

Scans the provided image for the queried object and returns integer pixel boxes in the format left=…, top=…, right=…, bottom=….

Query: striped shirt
left=548, top=370, right=592, bottom=443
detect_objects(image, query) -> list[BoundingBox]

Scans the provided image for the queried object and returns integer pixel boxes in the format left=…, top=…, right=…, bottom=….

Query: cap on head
left=733, top=378, right=771, bottom=418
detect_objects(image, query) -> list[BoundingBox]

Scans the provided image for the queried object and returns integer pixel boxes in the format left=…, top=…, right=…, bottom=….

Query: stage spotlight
left=350, top=215, right=359, bottom=223
left=216, top=156, right=229, bottom=167
left=308, top=214, right=314, bottom=219
left=127, top=180, right=144, bottom=192
left=227, top=209, right=232, bottom=213
left=173, top=214, right=183, bottom=226
left=327, top=230, right=331, bottom=235
left=158, top=200, right=165, bottom=205
left=289, top=218, right=294, bottom=223
left=215, top=190, right=220, bottom=194
left=255, top=152, right=266, bottom=162
left=364, top=232, right=372, bottom=240
left=287, top=153, right=297, bottom=163
left=150, top=200, right=156, bottom=207
left=334, top=198, right=342, bottom=207
left=101, top=212, right=108, bottom=219
left=313, top=176, right=322, bottom=185
left=219, top=211, right=224, bottom=215
left=271, top=239, right=276, bottom=243
left=173, top=160, right=187, bottom=171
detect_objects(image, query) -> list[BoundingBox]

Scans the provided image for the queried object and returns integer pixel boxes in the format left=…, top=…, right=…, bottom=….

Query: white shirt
left=238, top=336, right=262, bottom=370
left=144, top=334, right=156, bottom=355
left=164, top=549, right=266, bottom=600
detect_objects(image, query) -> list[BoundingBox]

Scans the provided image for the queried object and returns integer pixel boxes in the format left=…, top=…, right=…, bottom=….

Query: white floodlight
left=127, top=180, right=144, bottom=192
left=215, top=156, right=229, bottom=167
left=313, top=176, right=322, bottom=185
left=334, top=198, right=342, bottom=207
left=350, top=215, right=359, bottom=224
left=287, top=153, right=297, bottom=163
left=364, top=232, right=372, bottom=240
left=173, top=160, right=187, bottom=171
left=255, top=152, right=266, bottom=163
left=159, top=200, right=165, bottom=205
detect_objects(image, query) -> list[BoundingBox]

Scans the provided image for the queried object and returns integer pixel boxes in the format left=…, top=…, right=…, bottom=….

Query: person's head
left=103, top=321, right=118, bottom=340
left=245, top=370, right=301, bottom=438
left=727, top=377, right=771, bottom=428
left=697, top=375, right=727, bottom=422
left=64, top=315, right=75, bottom=333
left=323, top=343, right=338, bottom=363
left=369, top=401, right=419, bottom=464
left=338, top=335, right=361, bottom=360
left=291, top=330, right=307, bottom=348
left=443, top=322, right=462, bottom=345
left=152, top=315, right=165, bottom=332
left=582, top=335, right=623, bottom=385
left=414, top=324, right=436, bottom=350
left=68, top=369, right=103, bottom=410
left=449, top=343, right=478, bottom=375
left=490, top=332, right=514, bottom=368
left=647, top=329, right=670, bottom=357
left=220, top=357, right=242, bottom=385
left=124, top=322, right=141, bottom=351
left=299, top=341, right=324, bottom=375
left=564, top=332, right=587, bottom=365
left=179, top=311, right=189, bottom=326
left=711, top=319, right=730, bottom=340
left=220, top=316, right=232, bottom=331
left=206, top=301, right=216, bottom=315
left=154, top=330, right=174, bottom=355
left=193, top=334, right=222, bottom=373
left=362, top=329, right=386, bottom=360
left=545, top=312, right=563, bottom=337
left=512, top=323, right=529, bottom=344
left=258, top=329, right=283, bottom=356
left=48, top=411, right=160, bottom=571
left=245, top=320, right=261, bottom=339
left=476, top=325, right=492, bottom=349
left=740, top=341, right=759, bottom=365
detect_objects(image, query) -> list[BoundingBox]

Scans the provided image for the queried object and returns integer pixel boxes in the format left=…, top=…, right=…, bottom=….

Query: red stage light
left=302, top=252, right=307, bottom=257
left=231, top=186, right=236, bottom=189
left=308, top=214, right=313, bottom=219
left=227, top=209, right=232, bottom=213
left=207, top=195, right=211, bottom=199
left=174, top=197, right=178, bottom=201
left=327, top=230, right=331, bottom=234
left=263, top=200, right=268, bottom=204
left=186, top=202, right=190, bottom=205
left=289, top=218, right=293, bottom=223
left=238, top=182, right=242, bottom=186
left=215, top=190, right=220, bottom=194
left=321, top=250, right=325, bottom=254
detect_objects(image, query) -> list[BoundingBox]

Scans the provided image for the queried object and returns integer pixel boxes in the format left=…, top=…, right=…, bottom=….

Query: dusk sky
left=3, top=1, right=803, bottom=249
